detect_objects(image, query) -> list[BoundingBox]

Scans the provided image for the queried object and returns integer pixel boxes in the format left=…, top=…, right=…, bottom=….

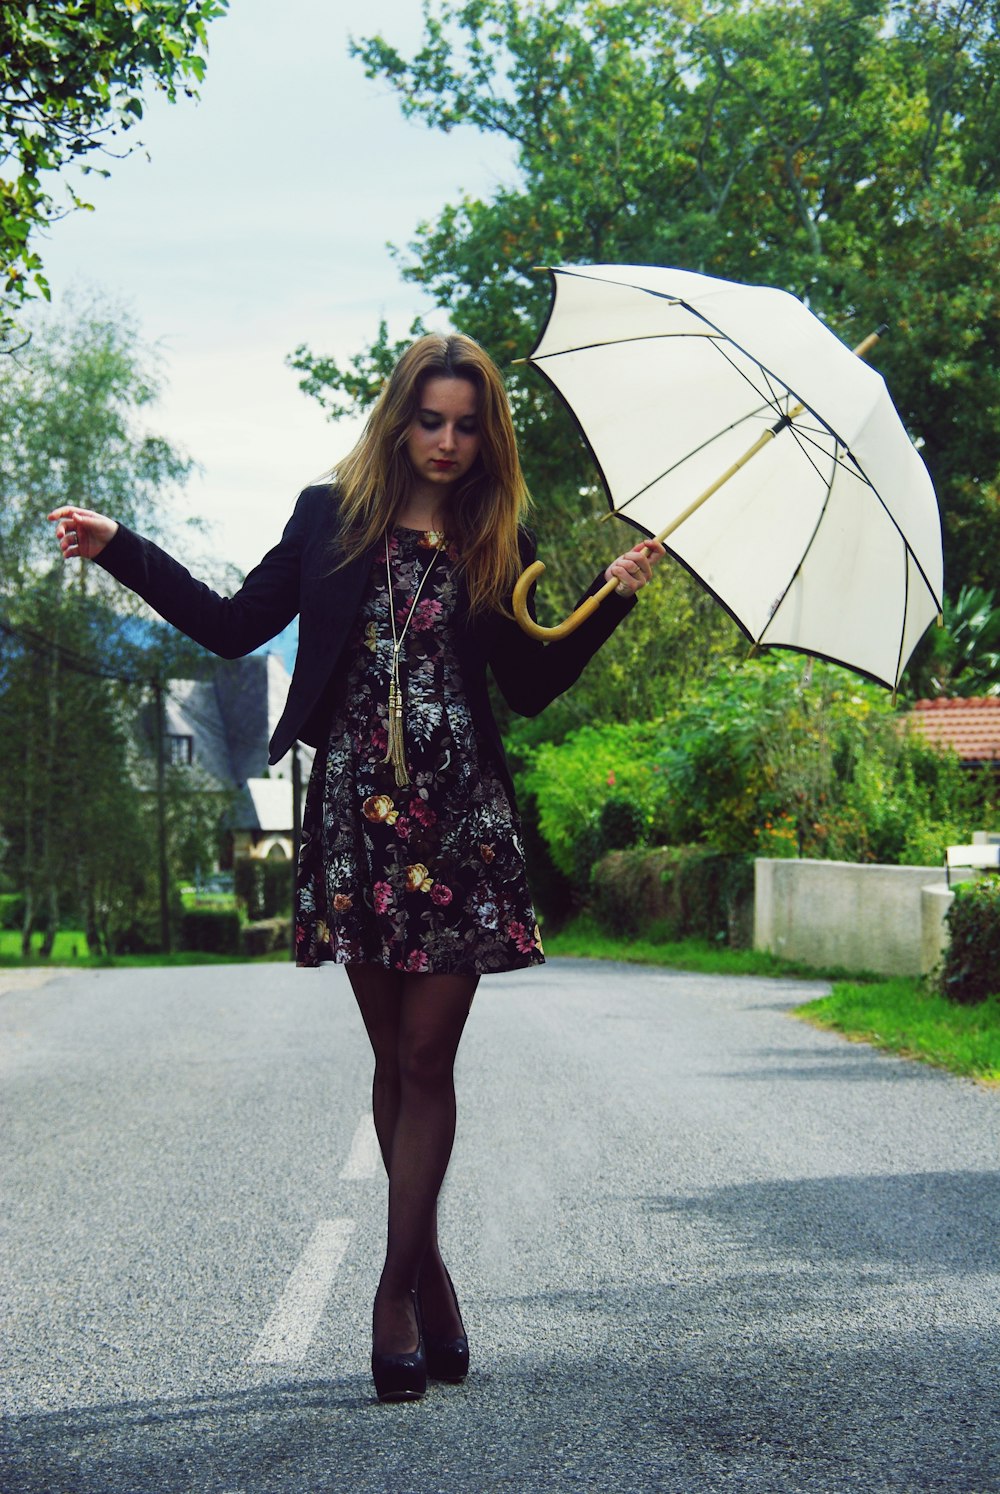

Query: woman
left=49, top=332, right=663, bottom=1402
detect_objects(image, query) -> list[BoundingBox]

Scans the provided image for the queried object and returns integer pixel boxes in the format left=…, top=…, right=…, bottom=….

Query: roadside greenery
left=0, top=930, right=289, bottom=968
left=0, top=299, right=218, bottom=958
left=939, top=877, right=1000, bottom=1006
left=513, top=656, right=995, bottom=911
left=906, top=585, right=1000, bottom=700
left=544, top=916, right=874, bottom=981
left=796, top=980, right=1000, bottom=1084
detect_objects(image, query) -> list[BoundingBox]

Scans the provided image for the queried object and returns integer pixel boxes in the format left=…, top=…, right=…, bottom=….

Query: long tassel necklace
left=381, top=531, right=442, bottom=787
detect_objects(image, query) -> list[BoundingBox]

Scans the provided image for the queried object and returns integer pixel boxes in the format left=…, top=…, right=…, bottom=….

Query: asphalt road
left=1, top=958, right=998, bottom=1494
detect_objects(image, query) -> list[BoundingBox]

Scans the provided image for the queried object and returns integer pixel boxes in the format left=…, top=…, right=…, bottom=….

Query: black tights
left=346, top=963, right=478, bottom=1354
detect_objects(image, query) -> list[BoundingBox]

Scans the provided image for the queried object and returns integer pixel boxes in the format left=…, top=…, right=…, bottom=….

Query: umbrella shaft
left=648, top=331, right=877, bottom=549
left=652, top=423, right=780, bottom=547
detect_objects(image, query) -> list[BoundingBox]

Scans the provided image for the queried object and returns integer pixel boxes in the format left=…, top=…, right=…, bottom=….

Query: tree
left=0, top=297, right=212, bottom=954
left=0, top=0, right=229, bottom=343
left=0, top=590, right=152, bottom=957
left=291, top=0, right=1000, bottom=627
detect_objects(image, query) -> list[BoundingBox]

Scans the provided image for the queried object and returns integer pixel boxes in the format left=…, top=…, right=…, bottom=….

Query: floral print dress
left=294, top=526, right=545, bottom=975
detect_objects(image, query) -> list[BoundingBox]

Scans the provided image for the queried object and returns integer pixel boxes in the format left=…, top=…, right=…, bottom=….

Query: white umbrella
left=514, top=263, right=943, bottom=690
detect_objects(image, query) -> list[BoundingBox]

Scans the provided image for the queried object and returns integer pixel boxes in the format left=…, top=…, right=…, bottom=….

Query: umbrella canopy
left=522, top=263, right=943, bottom=690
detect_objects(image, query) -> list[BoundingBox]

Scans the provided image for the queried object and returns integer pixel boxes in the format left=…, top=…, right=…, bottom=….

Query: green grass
left=0, top=928, right=92, bottom=962
left=543, top=914, right=876, bottom=982
left=795, top=979, right=1000, bottom=1085
left=0, top=928, right=293, bottom=968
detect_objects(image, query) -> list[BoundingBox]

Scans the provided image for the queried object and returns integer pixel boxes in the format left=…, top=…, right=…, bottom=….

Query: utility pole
left=290, top=740, right=302, bottom=961
left=151, top=677, right=171, bottom=953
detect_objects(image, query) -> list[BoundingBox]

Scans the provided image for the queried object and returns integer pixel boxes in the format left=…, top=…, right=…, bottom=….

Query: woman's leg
left=345, top=964, right=404, bottom=1170
left=373, top=970, right=478, bottom=1354
left=346, top=964, right=477, bottom=1354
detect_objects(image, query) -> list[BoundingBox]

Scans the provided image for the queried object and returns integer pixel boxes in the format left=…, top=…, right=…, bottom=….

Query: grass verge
left=0, top=929, right=292, bottom=968
left=543, top=915, right=875, bottom=982
left=795, top=979, right=1000, bottom=1085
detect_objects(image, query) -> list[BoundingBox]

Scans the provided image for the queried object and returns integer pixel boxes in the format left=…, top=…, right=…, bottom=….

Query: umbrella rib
left=545, top=267, right=869, bottom=463
left=785, top=425, right=852, bottom=488
left=893, top=551, right=910, bottom=691
left=530, top=330, right=724, bottom=361
left=757, top=443, right=839, bottom=648
left=706, top=339, right=791, bottom=422
left=609, top=397, right=783, bottom=518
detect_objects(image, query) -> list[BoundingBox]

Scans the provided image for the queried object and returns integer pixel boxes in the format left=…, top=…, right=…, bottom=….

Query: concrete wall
left=754, top=859, right=975, bottom=977
left=920, top=884, right=955, bottom=978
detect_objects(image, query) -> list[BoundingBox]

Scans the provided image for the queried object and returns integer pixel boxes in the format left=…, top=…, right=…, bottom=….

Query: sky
left=34, top=0, right=517, bottom=574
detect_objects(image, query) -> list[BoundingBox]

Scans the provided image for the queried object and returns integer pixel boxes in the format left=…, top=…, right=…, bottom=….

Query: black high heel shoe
left=371, top=1290, right=427, bottom=1403
left=421, top=1268, right=469, bottom=1384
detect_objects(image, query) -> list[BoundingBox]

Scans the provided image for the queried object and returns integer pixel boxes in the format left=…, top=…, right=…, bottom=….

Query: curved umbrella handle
left=512, top=560, right=620, bottom=641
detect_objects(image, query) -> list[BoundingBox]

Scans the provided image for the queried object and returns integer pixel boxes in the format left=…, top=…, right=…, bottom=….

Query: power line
left=0, top=613, right=147, bottom=685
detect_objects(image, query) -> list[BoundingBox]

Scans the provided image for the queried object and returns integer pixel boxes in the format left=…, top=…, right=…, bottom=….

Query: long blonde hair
left=331, top=333, right=529, bottom=616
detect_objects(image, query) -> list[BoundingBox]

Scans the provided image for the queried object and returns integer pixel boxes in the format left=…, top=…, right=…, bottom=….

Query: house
left=904, top=697, right=1000, bottom=766
left=143, top=653, right=313, bottom=866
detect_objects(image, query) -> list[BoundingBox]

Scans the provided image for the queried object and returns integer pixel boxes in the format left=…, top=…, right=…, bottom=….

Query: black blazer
left=95, top=484, right=636, bottom=798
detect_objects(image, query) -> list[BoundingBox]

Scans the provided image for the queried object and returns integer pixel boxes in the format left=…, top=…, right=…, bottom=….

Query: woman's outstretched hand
left=605, top=539, right=666, bottom=597
left=48, top=506, right=118, bottom=562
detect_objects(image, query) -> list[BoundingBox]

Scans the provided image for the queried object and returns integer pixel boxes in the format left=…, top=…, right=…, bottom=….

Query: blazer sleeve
left=486, top=529, right=636, bottom=717
left=93, top=489, right=312, bottom=659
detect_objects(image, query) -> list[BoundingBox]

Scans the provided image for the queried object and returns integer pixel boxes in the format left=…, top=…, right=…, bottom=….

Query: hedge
left=940, top=876, right=1000, bottom=1004
left=589, top=846, right=755, bottom=947
left=241, top=917, right=291, bottom=958
left=234, top=857, right=293, bottom=919
left=179, top=907, right=242, bottom=956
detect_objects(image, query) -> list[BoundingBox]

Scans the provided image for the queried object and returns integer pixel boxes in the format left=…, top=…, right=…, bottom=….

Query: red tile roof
left=905, top=697, right=1000, bottom=763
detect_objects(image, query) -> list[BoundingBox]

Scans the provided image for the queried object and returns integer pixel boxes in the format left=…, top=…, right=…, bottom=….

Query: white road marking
left=249, top=1218, right=355, bottom=1364
left=339, top=1113, right=381, bottom=1180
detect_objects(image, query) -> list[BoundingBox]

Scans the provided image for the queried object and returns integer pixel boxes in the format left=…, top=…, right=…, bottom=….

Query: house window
left=166, top=734, right=194, bottom=766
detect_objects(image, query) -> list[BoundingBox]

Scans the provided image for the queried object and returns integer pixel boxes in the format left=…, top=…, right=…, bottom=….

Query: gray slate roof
left=144, top=655, right=314, bottom=832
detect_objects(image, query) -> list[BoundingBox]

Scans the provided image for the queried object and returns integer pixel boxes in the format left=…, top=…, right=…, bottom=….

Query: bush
left=517, top=787, right=575, bottom=925
left=112, top=883, right=184, bottom=955
left=590, top=846, right=754, bottom=946
left=0, top=893, right=24, bottom=929
left=939, top=876, right=1000, bottom=1005
left=573, top=795, right=652, bottom=894
left=179, top=907, right=241, bottom=956
left=515, top=720, right=670, bottom=881
left=512, top=657, right=997, bottom=877
left=241, top=917, right=291, bottom=958
left=234, top=857, right=293, bottom=919
left=0, top=893, right=53, bottom=933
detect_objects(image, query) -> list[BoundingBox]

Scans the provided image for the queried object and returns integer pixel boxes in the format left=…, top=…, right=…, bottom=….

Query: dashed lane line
left=249, top=1218, right=355, bottom=1365
left=339, top=1112, right=381, bottom=1180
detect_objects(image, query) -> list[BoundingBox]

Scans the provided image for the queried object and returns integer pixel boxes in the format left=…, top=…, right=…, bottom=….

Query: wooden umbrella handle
left=512, top=560, right=622, bottom=642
